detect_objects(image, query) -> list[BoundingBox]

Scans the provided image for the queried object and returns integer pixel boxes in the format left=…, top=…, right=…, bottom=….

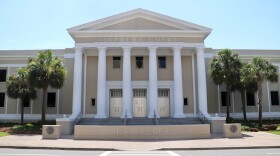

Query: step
left=78, top=117, right=203, bottom=125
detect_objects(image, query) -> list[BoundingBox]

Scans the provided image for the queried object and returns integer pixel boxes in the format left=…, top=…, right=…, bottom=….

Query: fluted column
left=95, top=46, right=107, bottom=118
left=122, top=46, right=132, bottom=118
left=173, top=46, right=185, bottom=118
left=70, top=47, right=83, bottom=119
left=148, top=46, right=158, bottom=118
left=196, top=47, right=208, bottom=115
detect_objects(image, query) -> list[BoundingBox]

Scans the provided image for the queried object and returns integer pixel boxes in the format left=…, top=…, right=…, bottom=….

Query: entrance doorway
left=133, top=89, right=147, bottom=117
left=109, top=89, right=122, bottom=117
left=158, top=89, right=170, bottom=117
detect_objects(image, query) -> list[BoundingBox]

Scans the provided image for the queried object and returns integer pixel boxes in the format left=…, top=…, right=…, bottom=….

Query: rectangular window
left=23, top=99, right=30, bottom=107
left=136, top=56, right=143, bottom=69
left=110, top=89, right=122, bottom=97
left=246, top=91, right=255, bottom=106
left=133, top=89, right=146, bottom=97
left=113, top=57, right=121, bottom=68
left=158, top=57, right=166, bottom=68
left=221, top=92, right=230, bottom=106
left=0, top=69, right=7, bottom=82
left=91, top=98, right=96, bottom=106
left=184, top=98, right=188, bottom=106
left=271, top=91, right=279, bottom=106
left=47, top=92, right=56, bottom=107
left=0, top=93, right=5, bottom=107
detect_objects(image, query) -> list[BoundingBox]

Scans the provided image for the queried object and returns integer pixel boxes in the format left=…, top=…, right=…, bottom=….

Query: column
left=95, top=46, right=107, bottom=118
left=122, top=46, right=132, bottom=118
left=148, top=46, right=158, bottom=118
left=70, top=47, right=83, bottom=119
left=173, top=46, right=185, bottom=118
left=196, top=47, right=209, bottom=116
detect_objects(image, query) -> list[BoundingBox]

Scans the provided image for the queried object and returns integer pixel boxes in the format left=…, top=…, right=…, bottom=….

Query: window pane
left=136, top=57, right=143, bottom=68
left=246, top=92, right=255, bottom=106
left=0, top=70, right=7, bottom=82
left=158, top=57, right=166, bottom=68
left=113, top=57, right=121, bottom=68
left=221, top=92, right=230, bottom=106
left=184, top=98, right=188, bottom=106
left=47, top=93, right=56, bottom=107
left=0, top=93, right=5, bottom=107
left=91, top=98, right=96, bottom=106
left=23, top=99, right=30, bottom=107
left=271, top=91, right=279, bottom=106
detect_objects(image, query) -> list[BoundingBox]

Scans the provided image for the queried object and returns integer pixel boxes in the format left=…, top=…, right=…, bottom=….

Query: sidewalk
left=0, top=132, right=279, bottom=151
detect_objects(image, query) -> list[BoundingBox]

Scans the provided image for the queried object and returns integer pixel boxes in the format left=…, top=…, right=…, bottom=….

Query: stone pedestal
left=224, top=123, right=242, bottom=138
left=56, top=118, right=73, bottom=135
left=209, top=117, right=226, bottom=134
left=42, top=125, right=61, bottom=139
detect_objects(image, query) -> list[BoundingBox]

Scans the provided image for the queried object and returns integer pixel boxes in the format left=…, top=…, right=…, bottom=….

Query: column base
left=121, top=114, right=132, bottom=119
left=148, top=114, right=160, bottom=118
left=173, top=113, right=186, bottom=118
left=95, top=114, right=107, bottom=118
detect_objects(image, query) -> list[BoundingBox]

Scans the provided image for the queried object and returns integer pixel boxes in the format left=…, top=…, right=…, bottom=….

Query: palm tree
left=242, top=57, right=278, bottom=129
left=6, top=68, right=36, bottom=124
left=209, top=49, right=242, bottom=123
left=236, top=66, right=258, bottom=121
left=27, top=50, right=67, bottom=124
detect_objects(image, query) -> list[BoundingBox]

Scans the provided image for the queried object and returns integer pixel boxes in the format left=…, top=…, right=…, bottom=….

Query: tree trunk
left=20, top=99, right=24, bottom=125
left=226, top=87, right=231, bottom=123
left=257, top=81, right=263, bottom=129
left=241, top=90, right=247, bottom=121
left=41, top=88, right=47, bottom=125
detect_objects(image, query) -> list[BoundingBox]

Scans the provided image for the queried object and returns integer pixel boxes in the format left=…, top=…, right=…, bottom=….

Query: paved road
left=0, top=148, right=280, bottom=156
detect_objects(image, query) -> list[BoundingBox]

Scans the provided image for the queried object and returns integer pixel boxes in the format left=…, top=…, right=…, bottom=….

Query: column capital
left=148, top=46, right=158, bottom=51
left=97, top=46, right=107, bottom=51
left=122, top=46, right=132, bottom=51
left=196, top=46, right=205, bottom=52
left=75, top=47, right=83, bottom=52
left=172, top=46, right=183, bottom=51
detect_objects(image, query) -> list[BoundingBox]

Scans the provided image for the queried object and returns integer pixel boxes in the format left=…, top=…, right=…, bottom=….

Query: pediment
left=83, top=17, right=184, bottom=30
left=68, top=9, right=211, bottom=31
left=68, top=9, right=212, bottom=40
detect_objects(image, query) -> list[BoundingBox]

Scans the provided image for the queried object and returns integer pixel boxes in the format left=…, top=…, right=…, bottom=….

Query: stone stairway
left=158, top=117, right=203, bottom=125
left=78, top=117, right=203, bottom=125
left=78, top=118, right=124, bottom=125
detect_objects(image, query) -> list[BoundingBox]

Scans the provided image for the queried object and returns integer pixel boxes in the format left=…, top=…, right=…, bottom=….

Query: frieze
left=103, top=37, right=176, bottom=42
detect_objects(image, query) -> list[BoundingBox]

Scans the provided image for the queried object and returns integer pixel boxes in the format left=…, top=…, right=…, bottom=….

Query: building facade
left=0, top=9, right=280, bottom=121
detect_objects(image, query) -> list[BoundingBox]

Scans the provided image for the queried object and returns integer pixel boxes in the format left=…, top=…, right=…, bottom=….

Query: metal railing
left=71, top=111, right=82, bottom=126
left=123, top=110, right=127, bottom=125
left=198, top=110, right=208, bottom=124
left=154, top=110, right=158, bottom=125
left=71, top=111, right=82, bottom=134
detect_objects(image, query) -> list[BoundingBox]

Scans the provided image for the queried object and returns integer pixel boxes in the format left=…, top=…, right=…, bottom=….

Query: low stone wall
left=74, top=124, right=210, bottom=140
left=224, top=123, right=242, bottom=138
left=42, top=125, right=61, bottom=139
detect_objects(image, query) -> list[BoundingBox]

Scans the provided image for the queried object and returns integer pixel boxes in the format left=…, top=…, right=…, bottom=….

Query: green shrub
left=241, top=126, right=250, bottom=131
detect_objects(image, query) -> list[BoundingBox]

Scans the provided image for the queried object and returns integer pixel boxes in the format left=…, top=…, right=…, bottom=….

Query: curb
left=0, top=146, right=280, bottom=151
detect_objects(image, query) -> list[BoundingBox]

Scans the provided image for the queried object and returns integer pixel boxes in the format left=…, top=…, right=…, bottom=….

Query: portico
left=66, top=8, right=212, bottom=120
left=70, top=42, right=208, bottom=119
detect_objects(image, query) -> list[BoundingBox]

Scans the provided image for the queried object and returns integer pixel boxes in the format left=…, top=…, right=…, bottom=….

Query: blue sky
left=0, top=0, right=279, bottom=50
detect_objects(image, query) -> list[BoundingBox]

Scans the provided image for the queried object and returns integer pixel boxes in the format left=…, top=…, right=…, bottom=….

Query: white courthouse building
left=1, top=9, right=280, bottom=122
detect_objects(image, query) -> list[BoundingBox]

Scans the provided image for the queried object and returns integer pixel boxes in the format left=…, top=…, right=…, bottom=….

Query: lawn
left=0, top=132, right=10, bottom=137
left=267, top=130, right=280, bottom=135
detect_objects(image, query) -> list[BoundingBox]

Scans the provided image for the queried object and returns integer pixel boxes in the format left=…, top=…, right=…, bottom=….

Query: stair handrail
left=124, top=110, right=127, bottom=125
left=154, top=110, right=158, bottom=125
left=198, top=110, right=208, bottom=123
left=72, top=111, right=82, bottom=125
